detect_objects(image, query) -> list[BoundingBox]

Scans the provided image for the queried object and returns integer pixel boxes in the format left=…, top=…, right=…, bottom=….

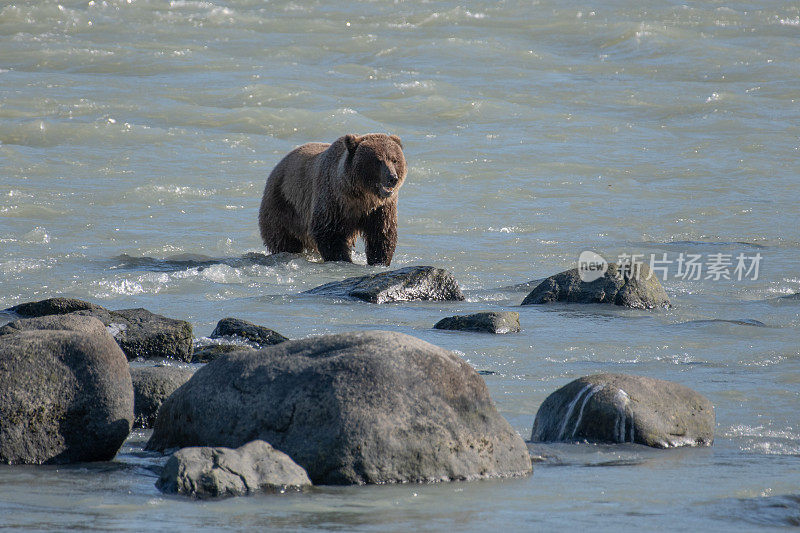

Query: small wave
left=132, top=184, right=217, bottom=198
left=110, top=252, right=300, bottom=273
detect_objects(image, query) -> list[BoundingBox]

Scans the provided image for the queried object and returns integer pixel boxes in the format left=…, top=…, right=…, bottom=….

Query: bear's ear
left=389, top=134, right=403, bottom=149
left=344, top=134, right=360, bottom=154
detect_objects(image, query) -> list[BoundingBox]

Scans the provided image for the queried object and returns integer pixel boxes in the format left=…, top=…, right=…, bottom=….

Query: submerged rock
left=3, top=298, right=194, bottom=362
left=531, top=373, right=714, bottom=448
left=0, top=325, right=133, bottom=464
left=130, top=366, right=196, bottom=429
left=304, top=266, right=465, bottom=303
left=146, top=331, right=531, bottom=484
left=521, top=263, right=670, bottom=309
left=434, top=311, right=520, bottom=334
left=210, top=317, right=288, bottom=348
left=157, top=440, right=311, bottom=498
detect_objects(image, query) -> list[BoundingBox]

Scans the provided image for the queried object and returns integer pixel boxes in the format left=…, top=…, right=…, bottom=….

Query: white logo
left=578, top=250, right=608, bottom=282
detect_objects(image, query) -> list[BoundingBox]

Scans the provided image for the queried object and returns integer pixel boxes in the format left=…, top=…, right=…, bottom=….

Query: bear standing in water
left=258, top=133, right=407, bottom=266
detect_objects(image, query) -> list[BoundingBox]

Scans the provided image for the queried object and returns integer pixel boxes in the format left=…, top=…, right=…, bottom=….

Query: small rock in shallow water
left=304, top=265, right=465, bottom=303
left=7, top=297, right=105, bottom=318
left=157, top=440, right=311, bottom=498
left=210, top=317, right=288, bottom=348
left=191, top=343, right=255, bottom=363
left=130, top=366, right=196, bottom=429
left=531, top=373, right=714, bottom=448
left=521, top=263, right=670, bottom=309
left=434, top=311, right=520, bottom=334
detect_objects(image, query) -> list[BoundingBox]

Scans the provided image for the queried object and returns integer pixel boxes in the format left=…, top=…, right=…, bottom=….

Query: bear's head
left=344, top=133, right=407, bottom=200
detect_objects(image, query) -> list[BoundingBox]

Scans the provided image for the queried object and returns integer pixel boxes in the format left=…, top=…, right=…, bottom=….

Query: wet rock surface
left=146, top=330, right=531, bottom=484
left=521, top=263, right=670, bottom=309
left=210, top=317, right=288, bottom=348
left=304, top=266, right=465, bottom=303
left=157, top=440, right=312, bottom=498
left=434, top=311, right=520, bottom=334
left=531, top=373, right=714, bottom=448
left=0, top=324, right=133, bottom=464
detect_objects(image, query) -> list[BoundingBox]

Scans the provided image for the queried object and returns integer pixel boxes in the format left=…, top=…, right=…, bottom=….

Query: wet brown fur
left=258, top=133, right=407, bottom=266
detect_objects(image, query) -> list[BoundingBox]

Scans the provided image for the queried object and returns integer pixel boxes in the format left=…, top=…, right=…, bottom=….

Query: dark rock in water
left=7, top=297, right=105, bottom=318
left=106, top=308, right=194, bottom=362
left=780, top=292, right=800, bottom=300
left=146, top=331, right=531, bottom=484
left=157, top=440, right=311, bottom=498
left=71, top=307, right=194, bottom=362
left=434, top=311, right=520, bottom=334
left=304, top=266, right=465, bottom=303
left=531, top=373, right=714, bottom=448
left=210, top=318, right=288, bottom=348
left=2, top=298, right=194, bottom=362
left=191, top=343, right=254, bottom=363
left=521, top=263, right=670, bottom=309
left=0, top=327, right=133, bottom=464
left=130, top=366, right=196, bottom=429
left=0, top=314, right=109, bottom=337
left=677, top=318, right=766, bottom=328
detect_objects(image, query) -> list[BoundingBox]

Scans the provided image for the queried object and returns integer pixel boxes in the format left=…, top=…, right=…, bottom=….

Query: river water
left=1, top=0, right=799, bottom=530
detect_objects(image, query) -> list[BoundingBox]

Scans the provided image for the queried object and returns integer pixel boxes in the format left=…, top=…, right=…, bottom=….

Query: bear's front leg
left=364, top=202, right=398, bottom=266
left=311, top=224, right=353, bottom=263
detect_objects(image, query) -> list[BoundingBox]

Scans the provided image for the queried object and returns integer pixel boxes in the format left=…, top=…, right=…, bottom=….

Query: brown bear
left=258, top=133, right=407, bottom=266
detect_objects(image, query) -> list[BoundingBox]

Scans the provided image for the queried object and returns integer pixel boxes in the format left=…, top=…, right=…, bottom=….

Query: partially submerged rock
left=210, top=317, right=288, bottom=348
left=304, top=266, right=465, bottom=303
left=2, top=298, right=194, bottom=362
left=157, top=440, right=311, bottom=498
left=434, top=311, right=520, bottom=334
left=191, top=343, right=255, bottom=364
left=130, top=366, right=196, bottom=429
left=0, top=314, right=109, bottom=337
left=0, top=325, right=133, bottom=464
left=147, top=331, right=531, bottom=484
left=531, top=373, right=714, bottom=448
left=521, top=263, right=670, bottom=309
left=75, top=308, right=194, bottom=362
left=7, top=297, right=105, bottom=318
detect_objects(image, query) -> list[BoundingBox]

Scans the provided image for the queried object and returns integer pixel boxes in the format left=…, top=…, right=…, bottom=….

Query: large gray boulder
left=521, top=263, right=670, bottom=309
left=434, top=311, right=520, bottom=334
left=157, top=440, right=311, bottom=498
left=146, top=331, right=531, bottom=484
left=531, top=373, right=714, bottom=448
left=130, top=366, right=196, bottom=429
left=210, top=317, right=288, bottom=348
left=3, top=297, right=194, bottom=362
left=304, top=266, right=465, bottom=303
left=0, top=327, right=133, bottom=464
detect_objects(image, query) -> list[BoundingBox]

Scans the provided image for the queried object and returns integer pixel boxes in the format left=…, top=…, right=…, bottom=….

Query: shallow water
left=1, top=0, right=800, bottom=530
